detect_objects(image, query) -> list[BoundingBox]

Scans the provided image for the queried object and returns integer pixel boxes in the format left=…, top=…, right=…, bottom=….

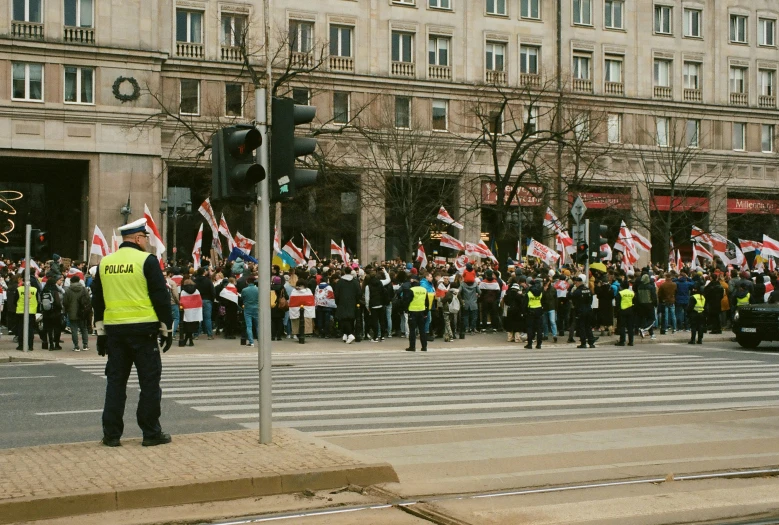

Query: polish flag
left=288, top=287, right=316, bottom=319
left=198, top=198, right=222, bottom=253
left=283, top=240, right=307, bottom=266
left=180, top=289, right=203, bottom=322
left=90, top=225, right=111, bottom=257
left=439, top=233, right=464, bottom=251
left=143, top=204, right=166, bottom=268
left=218, top=214, right=236, bottom=251
left=235, top=231, right=256, bottom=256
left=192, top=224, right=203, bottom=270
left=416, top=240, right=428, bottom=269
left=762, top=234, right=779, bottom=258
left=219, top=282, right=239, bottom=304
left=436, top=206, right=464, bottom=229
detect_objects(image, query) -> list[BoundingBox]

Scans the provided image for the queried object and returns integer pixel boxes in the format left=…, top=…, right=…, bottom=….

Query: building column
left=633, top=183, right=651, bottom=268
left=461, top=173, right=482, bottom=246
left=359, top=171, right=385, bottom=264
left=709, top=184, right=728, bottom=237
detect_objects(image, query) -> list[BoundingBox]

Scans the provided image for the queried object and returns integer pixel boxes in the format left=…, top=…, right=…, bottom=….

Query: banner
left=527, top=238, right=560, bottom=266
left=198, top=198, right=222, bottom=253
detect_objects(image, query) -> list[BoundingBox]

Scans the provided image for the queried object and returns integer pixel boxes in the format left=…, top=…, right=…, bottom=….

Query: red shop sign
left=651, top=196, right=710, bottom=212
left=569, top=192, right=631, bottom=210
left=481, top=182, right=544, bottom=206
left=727, top=198, right=779, bottom=215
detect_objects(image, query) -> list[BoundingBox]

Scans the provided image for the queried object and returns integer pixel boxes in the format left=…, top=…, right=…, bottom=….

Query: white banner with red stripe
left=288, top=287, right=315, bottom=319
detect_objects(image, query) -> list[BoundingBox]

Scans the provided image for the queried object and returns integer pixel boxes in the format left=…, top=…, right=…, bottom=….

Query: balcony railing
left=485, top=69, right=507, bottom=85
left=391, top=61, right=415, bottom=77
left=520, top=73, right=541, bottom=87
left=653, top=85, right=673, bottom=99
left=176, top=42, right=204, bottom=59
left=683, top=88, right=702, bottom=102
left=291, top=51, right=313, bottom=68
left=220, top=46, right=242, bottom=62
left=604, top=81, right=623, bottom=95
left=428, top=64, right=451, bottom=81
left=730, top=92, right=748, bottom=105
left=759, top=94, right=776, bottom=108
left=329, top=56, right=354, bottom=72
left=63, top=26, right=94, bottom=44
left=12, top=21, right=44, bottom=40
left=572, top=78, right=592, bottom=92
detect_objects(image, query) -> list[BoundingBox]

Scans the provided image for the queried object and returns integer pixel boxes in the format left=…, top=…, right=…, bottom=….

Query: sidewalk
left=0, top=428, right=398, bottom=524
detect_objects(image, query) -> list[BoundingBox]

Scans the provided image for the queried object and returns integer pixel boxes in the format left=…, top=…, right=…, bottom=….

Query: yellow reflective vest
left=736, top=293, right=751, bottom=307
left=527, top=291, right=542, bottom=309
left=16, top=285, right=38, bottom=314
left=691, top=294, right=705, bottom=313
left=408, top=285, right=429, bottom=312
left=100, top=247, right=159, bottom=325
left=619, top=289, right=635, bottom=310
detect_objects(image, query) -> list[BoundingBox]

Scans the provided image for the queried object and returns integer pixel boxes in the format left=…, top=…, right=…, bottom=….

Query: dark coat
left=333, top=274, right=361, bottom=320
left=63, top=282, right=89, bottom=321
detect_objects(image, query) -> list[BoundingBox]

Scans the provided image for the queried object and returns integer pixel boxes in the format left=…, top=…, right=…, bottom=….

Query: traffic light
left=270, top=97, right=318, bottom=202
left=211, top=124, right=265, bottom=203
left=576, top=242, right=589, bottom=264
left=30, top=229, right=49, bottom=259
left=588, top=221, right=609, bottom=262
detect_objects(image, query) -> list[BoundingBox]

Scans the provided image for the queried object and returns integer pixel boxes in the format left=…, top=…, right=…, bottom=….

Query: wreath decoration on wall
left=112, top=76, right=141, bottom=102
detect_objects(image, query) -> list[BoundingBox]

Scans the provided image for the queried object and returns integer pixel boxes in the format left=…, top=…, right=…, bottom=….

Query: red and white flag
left=218, top=214, right=236, bottom=251
left=300, top=234, right=313, bottom=260
left=439, top=233, right=464, bottom=251
left=330, top=239, right=344, bottom=260
left=288, top=287, right=316, bottom=319
left=143, top=204, right=166, bottom=268
left=219, top=282, right=239, bottom=305
left=416, top=240, right=428, bottom=269
left=341, top=240, right=350, bottom=264
left=695, top=243, right=713, bottom=261
left=66, top=267, right=85, bottom=282
left=543, top=207, right=564, bottom=234
left=198, top=198, right=222, bottom=253
left=436, top=206, right=463, bottom=230
left=630, top=229, right=652, bottom=253
left=111, top=229, right=121, bottom=253
left=272, top=226, right=281, bottom=255
left=18, top=259, right=41, bottom=275
left=235, top=231, right=256, bottom=255
left=283, top=240, right=307, bottom=266
left=180, top=289, right=203, bottom=322
left=192, top=224, right=203, bottom=270
left=601, top=243, right=613, bottom=261
left=477, top=240, right=498, bottom=264
left=90, top=225, right=111, bottom=258
left=690, top=244, right=700, bottom=271
left=764, top=278, right=775, bottom=302
left=691, top=226, right=712, bottom=246
left=676, top=249, right=683, bottom=270
left=763, top=234, right=779, bottom=258
left=454, top=254, right=469, bottom=274
left=434, top=256, right=447, bottom=266
left=614, top=221, right=638, bottom=263
left=740, top=239, right=762, bottom=254
left=527, top=238, right=560, bottom=266
left=557, top=231, right=575, bottom=255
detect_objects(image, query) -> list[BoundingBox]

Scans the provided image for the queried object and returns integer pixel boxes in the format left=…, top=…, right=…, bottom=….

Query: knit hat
left=410, top=268, right=418, bottom=275
left=272, top=276, right=282, bottom=285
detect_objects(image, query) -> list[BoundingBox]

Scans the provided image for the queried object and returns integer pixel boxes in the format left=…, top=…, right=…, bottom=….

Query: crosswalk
left=66, top=346, right=779, bottom=433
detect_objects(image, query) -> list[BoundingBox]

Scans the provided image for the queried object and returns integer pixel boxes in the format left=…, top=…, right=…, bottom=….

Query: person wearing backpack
left=442, top=285, right=460, bottom=342
left=41, top=274, right=64, bottom=350
left=63, top=275, right=91, bottom=351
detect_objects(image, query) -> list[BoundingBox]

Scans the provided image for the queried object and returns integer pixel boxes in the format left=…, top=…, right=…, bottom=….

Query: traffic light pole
left=584, top=219, right=590, bottom=278
left=23, top=224, right=31, bottom=352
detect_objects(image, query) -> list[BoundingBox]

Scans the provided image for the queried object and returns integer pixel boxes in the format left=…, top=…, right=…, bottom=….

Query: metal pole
left=173, top=208, right=178, bottom=262
left=584, top=218, right=590, bottom=278
left=256, top=0, right=273, bottom=444
left=23, top=224, right=31, bottom=352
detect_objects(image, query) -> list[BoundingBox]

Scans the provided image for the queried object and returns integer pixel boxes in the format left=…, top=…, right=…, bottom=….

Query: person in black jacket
left=40, top=274, right=64, bottom=350
left=194, top=268, right=216, bottom=339
left=333, top=266, right=362, bottom=344
left=704, top=275, right=725, bottom=334
left=569, top=274, right=595, bottom=349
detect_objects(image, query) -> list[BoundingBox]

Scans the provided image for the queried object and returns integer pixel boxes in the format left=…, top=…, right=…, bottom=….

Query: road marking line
left=35, top=409, right=102, bottom=416
left=0, top=375, right=56, bottom=380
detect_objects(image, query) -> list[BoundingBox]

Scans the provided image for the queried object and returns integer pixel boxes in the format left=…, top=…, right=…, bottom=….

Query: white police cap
left=118, top=218, right=148, bottom=236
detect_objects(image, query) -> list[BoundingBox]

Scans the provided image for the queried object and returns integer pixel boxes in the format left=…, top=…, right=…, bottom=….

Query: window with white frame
left=64, top=66, right=93, bottom=104
left=395, top=96, right=411, bottom=128
left=13, top=0, right=42, bottom=22
left=573, top=54, right=591, bottom=79
left=428, top=36, right=450, bottom=66
left=12, top=63, right=43, bottom=101
left=573, top=0, right=592, bottom=25
left=429, top=0, right=451, bottom=10
left=521, top=0, right=540, bottom=19
left=225, top=83, right=242, bottom=117
left=730, top=67, right=746, bottom=93
left=762, top=124, right=774, bottom=152
left=486, top=0, right=506, bottom=16
left=604, top=0, right=623, bottom=29
left=524, top=106, right=538, bottom=134
left=392, top=31, right=414, bottom=63
left=64, top=0, right=93, bottom=28
left=179, top=79, right=199, bottom=115
left=333, top=91, right=350, bottom=124
left=485, top=42, right=505, bottom=71
left=393, top=0, right=415, bottom=5
left=292, top=87, right=310, bottom=105
left=760, top=69, right=775, bottom=96
left=733, top=122, right=746, bottom=150
left=289, top=20, right=313, bottom=53
left=221, top=14, right=246, bottom=47
left=330, top=25, right=353, bottom=57
left=176, top=10, right=202, bottom=43
left=683, top=62, right=700, bottom=89
left=432, top=99, right=448, bottom=130
left=654, top=5, right=672, bottom=34
left=604, top=57, right=622, bottom=83
left=520, top=45, right=539, bottom=74
left=607, top=113, right=621, bottom=143
left=686, top=119, right=700, bottom=147
left=656, top=117, right=670, bottom=146
left=730, top=14, right=747, bottom=43
left=654, top=59, right=672, bottom=87
left=574, top=113, right=590, bottom=141
left=683, top=8, right=701, bottom=37
left=759, top=18, right=776, bottom=46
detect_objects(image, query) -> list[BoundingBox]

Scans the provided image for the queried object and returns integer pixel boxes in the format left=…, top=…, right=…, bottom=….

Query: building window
left=12, top=63, right=43, bottom=101
left=429, top=0, right=451, bottom=9
left=521, top=0, right=540, bottom=19
left=395, top=96, right=411, bottom=128
left=13, top=0, right=42, bottom=22
left=762, top=124, right=774, bottom=153
left=330, top=25, right=352, bottom=57
left=760, top=69, right=775, bottom=96
left=686, top=119, right=700, bottom=147
left=432, top=99, right=447, bottom=131
left=683, top=8, right=701, bottom=38
left=176, top=10, right=202, bottom=43
left=428, top=36, right=450, bottom=66
left=485, top=42, right=505, bottom=71
left=292, top=87, right=310, bottom=105
left=654, top=5, right=672, bottom=35
left=333, top=92, right=349, bottom=124
left=733, top=122, right=746, bottom=150
left=573, top=0, right=592, bottom=25
left=289, top=20, right=313, bottom=53
left=64, top=0, right=93, bottom=28
left=392, top=32, right=414, bottom=63
left=654, top=59, right=671, bottom=87
left=573, top=54, right=591, bottom=79
left=520, top=45, right=539, bottom=74
left=393, top=0, right=415, bottom=5
left=488, top=109, right=503, bottom=134
left=221, top=14, right=246, bottom=47
left=524, top=106, right=538, bottom=134
left=607, top=113, right=621, bottom=143
left=730, top=14, right=747, bottom=43
left=486, top=0, right=506, bottom=16
left=225, top=83, right=242, bottom=117
left=574, top=113, right=590, bottom=141
left=759, top=18, right=776, bottom=47
left=656, top=117, right=670, bottom=146
left=604, top=1, right=623, bottom=29
left=730, top=67, right=746, bottom=94
left=179, top=79, right=199, bottom=115
left=64, top=66, right=93, bottom=104
left=683, top=62, right=700, bottom=89
left=604, top=57, right=622, bottom=83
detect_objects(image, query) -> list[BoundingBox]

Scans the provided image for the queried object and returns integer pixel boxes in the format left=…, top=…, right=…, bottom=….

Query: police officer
left=688, top=285, right=706, bottom=345
left=570, top=274, right=596, bottom=349
left=525, top=279, right=544, bottom=349
left=405, top=274, right=430, bottom=352
left=15, top=279, right=38, bottom=351
left=91, top=218, right=174, bottom=447
left=615, top=281, right=635, bottom=346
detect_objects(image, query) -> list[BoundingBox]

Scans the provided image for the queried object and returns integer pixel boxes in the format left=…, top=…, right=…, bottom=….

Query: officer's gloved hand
left=159, top=322, right=173, bottom=353
left=95, top=321, right=107, bottom=357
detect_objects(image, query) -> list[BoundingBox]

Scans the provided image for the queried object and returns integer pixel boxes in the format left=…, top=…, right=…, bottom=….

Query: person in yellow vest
left=405, top=274, right=430, bottom=352
left=90, top=218, right=174, bottom=448
left=15, top=280, right=38, bottom=351
left=734, top=282, right=751, bottom=310
left=525, top=279, right=544, bottom=349
left=687, top=285, right=707, bottom=345
left=615, top=281, right=635, bottom=346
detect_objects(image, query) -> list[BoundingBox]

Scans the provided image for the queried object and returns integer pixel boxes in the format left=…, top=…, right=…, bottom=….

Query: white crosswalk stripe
left=67, top=348, right=779, bottom=432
